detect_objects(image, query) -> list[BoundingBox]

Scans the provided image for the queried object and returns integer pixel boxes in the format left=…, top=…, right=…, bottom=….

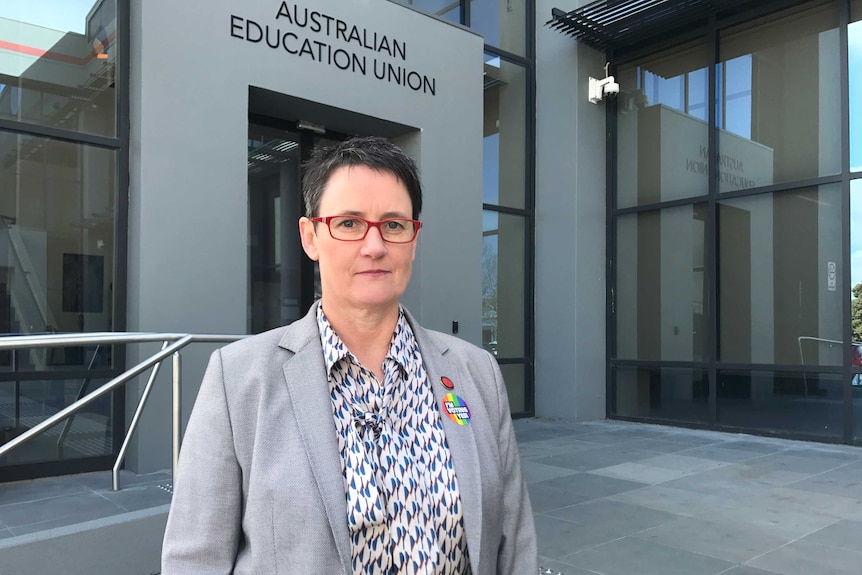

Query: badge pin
left=441, top=393, right=471, bottom=425
left=440, top=376, right=454, bottom=389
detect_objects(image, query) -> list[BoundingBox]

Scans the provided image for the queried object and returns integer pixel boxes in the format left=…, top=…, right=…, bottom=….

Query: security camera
left=588, top=75, right=620, bottom=104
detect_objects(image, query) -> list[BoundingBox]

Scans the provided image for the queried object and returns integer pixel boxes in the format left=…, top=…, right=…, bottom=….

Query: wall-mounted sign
left=230, top=2, right=437, bottom=95
left=828, top=261, right=837, bottom=292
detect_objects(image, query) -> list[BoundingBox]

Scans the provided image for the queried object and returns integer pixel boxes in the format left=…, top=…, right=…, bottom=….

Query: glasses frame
left=311, top=216, right=422, bottom=243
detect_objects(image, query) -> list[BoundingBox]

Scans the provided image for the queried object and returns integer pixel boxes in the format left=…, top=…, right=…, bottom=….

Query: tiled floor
left=3, top=420, right=862, bottom=575
left=517, top=419, right=862, bottom=575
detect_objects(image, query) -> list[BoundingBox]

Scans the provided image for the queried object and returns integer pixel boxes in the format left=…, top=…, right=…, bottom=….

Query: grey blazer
left=161, top=304, right=537, bottom=574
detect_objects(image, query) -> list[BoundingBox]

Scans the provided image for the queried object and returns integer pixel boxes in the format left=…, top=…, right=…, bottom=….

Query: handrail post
left=172, top=351, right=182, bottom=483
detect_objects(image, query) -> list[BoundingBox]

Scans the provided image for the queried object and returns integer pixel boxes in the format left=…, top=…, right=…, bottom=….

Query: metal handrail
left=0, top=332, right=246, bottom=489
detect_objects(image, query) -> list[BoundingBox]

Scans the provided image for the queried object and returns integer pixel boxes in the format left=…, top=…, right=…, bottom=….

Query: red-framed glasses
left=311, top=216, right=422, bottom=243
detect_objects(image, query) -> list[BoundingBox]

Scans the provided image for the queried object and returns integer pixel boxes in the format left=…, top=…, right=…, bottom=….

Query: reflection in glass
left=470, top=0, right=525, bottom=55
left=614, top=367, right=709, bottom=424
left=483, top=54, right=526, bottom=208
left=482, top=210, right=525, bottom=358
left=718, top=370, right=842, bottom=438
left=0, top=0, right=118, bottom=137
left=851, top=7, right=861, bottom=173
left=248, top=125, right=302, bottom=334
left=719, top=185, right=841, bottom=365
left=393, top=0, right=460, bottom=23
left=499, top=363, right=526, bottom=414
left=616, top=42, right=709, bottom=208
left=0, top=378, right=114, bottom=466
left=0, top=130, right=116, bottom=365
left=718, top=3, right=840, bottom=191
left=616, top=204, right=707, bottom=361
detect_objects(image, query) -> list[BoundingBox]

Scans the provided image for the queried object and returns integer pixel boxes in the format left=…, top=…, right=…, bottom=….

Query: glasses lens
left=380, top=219, right=416, bottom=243
left=328, top=216, right=368, bottom=240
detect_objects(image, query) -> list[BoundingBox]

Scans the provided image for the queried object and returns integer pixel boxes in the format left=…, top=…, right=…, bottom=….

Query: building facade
left=0, top=0, right=861, bottom=484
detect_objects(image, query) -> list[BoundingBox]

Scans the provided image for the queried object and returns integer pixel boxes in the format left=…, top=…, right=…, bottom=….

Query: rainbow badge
left=442, top=393, right=471, bottom=425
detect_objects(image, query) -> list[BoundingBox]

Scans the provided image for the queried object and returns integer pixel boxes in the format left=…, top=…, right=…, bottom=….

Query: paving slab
left=745, top=539, right=862, bottom=575
left=563, top=536, right=736, bottom=575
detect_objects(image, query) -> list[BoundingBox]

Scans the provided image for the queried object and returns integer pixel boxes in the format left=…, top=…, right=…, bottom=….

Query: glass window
left=0, top=1, right=117, bottom=137
left=851, top=2, right=862, bottom=173
left=616, top=204, right=707, bottom=362
left=470, top=0, right=525, bottom=56
left=0, top=130, right=116, bottom=370
left=482, top=210, right=525, bottom=359
left=718, top=2, right=840, bottom=191
left=0, top=377, right=114, bottom=465
left=616, top=42, right=710, bottom=208
left=483, top=54, right=527, bottom=208
left=718, top=184, right=841, bottom=365
left=393, top=0, right=460, bottom=23
left=499, top=363, right=526, bottom=414
left=614, top=367, right=710, bottom=424
left=718, top=370, right=843, bottom=438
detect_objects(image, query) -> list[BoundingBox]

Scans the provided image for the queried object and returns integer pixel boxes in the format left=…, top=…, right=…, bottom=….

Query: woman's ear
left=298, top=217, right=319, bottom=261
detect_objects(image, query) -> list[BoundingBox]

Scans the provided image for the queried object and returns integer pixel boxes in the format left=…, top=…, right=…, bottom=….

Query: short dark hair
left=302, top=136, right=422, bottom=220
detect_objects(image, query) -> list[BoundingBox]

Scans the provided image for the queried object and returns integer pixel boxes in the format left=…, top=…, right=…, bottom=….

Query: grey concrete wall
left=0, top=506, right=168, bottom=575
left=534, top=0, right=606, bottom=421
left=127, top=0, right=483, bottom=473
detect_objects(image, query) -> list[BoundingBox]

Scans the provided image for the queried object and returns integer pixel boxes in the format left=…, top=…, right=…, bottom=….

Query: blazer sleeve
left=161, top=349, right=243, bottom=574
left=486, top=350, right=538, bottom=573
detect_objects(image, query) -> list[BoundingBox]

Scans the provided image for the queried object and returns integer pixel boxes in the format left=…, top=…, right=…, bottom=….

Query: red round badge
left=440, top=376, right=454, bottom=389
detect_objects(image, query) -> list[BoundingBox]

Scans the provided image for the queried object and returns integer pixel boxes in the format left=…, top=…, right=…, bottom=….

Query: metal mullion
left=462, top=0, right=470, bottom=27
left=606, top=50, right=618, bottom=418
left=707, top=14, right=719, bottom=427
left=614, top=195, right=707, bottom=216
left=840, top=0, right=853, bottom=442
left=612, top=359, right=710, bottom=370
left=0, top=119, right=120, bottom=150
left=524, top=17, right=536, bottom=415
left=716, top=174, right=844, bottom=201
left=714, top=362, right=845, bottom=373
left=482, top=45, right=531, bottom=67
left=494, top=357, right=530, bottom=364
left=482, top=203, right=529, bottom=216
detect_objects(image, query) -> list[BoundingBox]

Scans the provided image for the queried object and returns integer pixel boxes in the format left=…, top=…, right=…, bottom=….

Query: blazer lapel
left=411, top=320, right=484, bottom=575
left=279, top=307, right=351, bottom=574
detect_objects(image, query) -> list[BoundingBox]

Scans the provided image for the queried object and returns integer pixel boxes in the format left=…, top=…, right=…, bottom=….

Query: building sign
left=230, top=2, right=437, bottom=95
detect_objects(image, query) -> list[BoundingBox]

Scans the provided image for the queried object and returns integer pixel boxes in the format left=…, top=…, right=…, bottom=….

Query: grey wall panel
left=535, top=0, right=606, bottom=420
left=127, top=0, right=483, bottom=472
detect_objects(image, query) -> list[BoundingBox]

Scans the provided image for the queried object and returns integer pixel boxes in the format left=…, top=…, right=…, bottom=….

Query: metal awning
left=548, top=0, right=798, bottom=52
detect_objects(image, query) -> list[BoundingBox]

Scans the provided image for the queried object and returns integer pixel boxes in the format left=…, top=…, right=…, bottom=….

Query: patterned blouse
left=317, top=305, right=471, bottom=575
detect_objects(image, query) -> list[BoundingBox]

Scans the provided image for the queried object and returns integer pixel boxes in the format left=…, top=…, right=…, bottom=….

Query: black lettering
left=309, top=10, right=322, bottom=33
left=312, top=40, right=327, bottom=62
left=407, top=71, right=422, bottom=91
left=276, top=1, right=292, bottom=22
left=392, top=38, right=406, bottom=61
left=387, top=63, right=402, bottom=85
left=246, top=19, right=263, bottom=43
left=335, top=20, right=348, bottom=42
left=265, top=26, right=280, bottom=49
left=347, top=25, right=362, bottom=45
left=353, top=54, right=366, bottom=75
left=299, top=38, right=315, bottom=59
left=699, top=145, right=708, bottom=160
left=283, top=32, right=299, bottom=54
left=378, top=35, right=391, bottom=57
left=333, top=49, right=351, bottom=70
left=230, top=15, right=243, bottom=39
left=423, top=75, right=435, bottom=95
left=294, top=6, right=308, bottom=27
left=320, top=14, right=334, bottom=35
left=373, top=58, right=386, bottom=80
left=362, top=30, right=374, bottom=50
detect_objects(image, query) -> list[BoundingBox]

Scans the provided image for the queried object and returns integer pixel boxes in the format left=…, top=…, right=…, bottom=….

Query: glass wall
left=616, top=204, right=707, bottom=362
left=482, top=45, right=531, bottom=415
left=0, top=0, right=117, bottom=137
left=393, top=0, right=460, bottom=23
left=612, top=0, right=860, bottom=443
left=719, top=3, right=840, bottom=189
left=616, top=42, right=709, bottom=209
left=0, top=0, right=124, bottom=481
left=471, top=0, right=526, bottom=56
left=718, top=185, right=842, bottom=365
